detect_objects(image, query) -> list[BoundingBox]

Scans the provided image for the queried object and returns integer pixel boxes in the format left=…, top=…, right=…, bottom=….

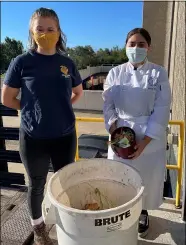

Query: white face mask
left=126, top=47, right=147, bottom=64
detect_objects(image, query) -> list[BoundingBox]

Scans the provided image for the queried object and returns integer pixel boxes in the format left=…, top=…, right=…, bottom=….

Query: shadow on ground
left=139, top=215, right=185, bottom=245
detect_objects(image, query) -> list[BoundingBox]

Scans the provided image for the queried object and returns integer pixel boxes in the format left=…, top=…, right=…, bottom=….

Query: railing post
left=0, top=114, right=8, bottom=172
left=181, top=122, right=185, bottom=221
left=75, top=121, right=79, bottom=162
left=182, top=161, right=186, bottom=221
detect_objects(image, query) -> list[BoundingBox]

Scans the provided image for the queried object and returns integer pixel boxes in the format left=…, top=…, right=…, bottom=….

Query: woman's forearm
left=3, top=98, right=21, bottom=110
left=71, top=93, right=81, bottom=104
left=2, top=86, right=21, bottom=110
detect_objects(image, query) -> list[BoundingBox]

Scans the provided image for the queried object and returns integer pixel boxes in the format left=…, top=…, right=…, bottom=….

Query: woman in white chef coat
left=102, top=28, right=171, bottom=237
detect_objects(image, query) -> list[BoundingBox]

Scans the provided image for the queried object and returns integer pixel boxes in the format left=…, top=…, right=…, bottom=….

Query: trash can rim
left=47, top=159, right=145, bottom=215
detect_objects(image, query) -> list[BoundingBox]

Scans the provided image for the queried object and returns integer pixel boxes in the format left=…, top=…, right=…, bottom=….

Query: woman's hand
left=129, top=136, right=152, bottom=159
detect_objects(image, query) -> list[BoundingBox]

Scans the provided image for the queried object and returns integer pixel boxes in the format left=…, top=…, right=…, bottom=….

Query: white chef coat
left=102, top=61, right=171, bottom=210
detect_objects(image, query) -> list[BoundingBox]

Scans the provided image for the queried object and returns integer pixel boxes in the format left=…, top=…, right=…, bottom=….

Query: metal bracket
left=167, top=133, right=179, bottom=145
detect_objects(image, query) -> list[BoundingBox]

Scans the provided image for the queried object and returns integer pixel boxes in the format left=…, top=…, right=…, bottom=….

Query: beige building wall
left=169, top=1, right=185, bottom=122
left=143, top=1, right=185, bottom=200
left=143, top=1, right=185, bottom=123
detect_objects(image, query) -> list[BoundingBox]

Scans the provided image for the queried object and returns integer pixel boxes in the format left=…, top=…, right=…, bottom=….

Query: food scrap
left=84, top=203, right=100, bottom=210
left=110, top=129, right=134, bottom=148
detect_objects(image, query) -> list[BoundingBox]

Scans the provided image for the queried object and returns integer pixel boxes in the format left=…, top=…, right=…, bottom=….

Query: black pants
left=19, top=128, right=77, bottom=220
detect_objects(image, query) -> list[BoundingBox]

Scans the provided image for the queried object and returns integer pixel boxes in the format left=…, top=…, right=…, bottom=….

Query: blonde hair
left=28, top=7, right=67, bottom=53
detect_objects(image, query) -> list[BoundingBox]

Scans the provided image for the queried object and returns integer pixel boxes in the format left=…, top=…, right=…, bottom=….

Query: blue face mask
left=126, top=47, right=147, bottom=64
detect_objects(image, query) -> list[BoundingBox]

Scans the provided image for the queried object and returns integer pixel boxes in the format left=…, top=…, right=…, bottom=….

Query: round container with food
left=110, top=127, right=136, bottom=159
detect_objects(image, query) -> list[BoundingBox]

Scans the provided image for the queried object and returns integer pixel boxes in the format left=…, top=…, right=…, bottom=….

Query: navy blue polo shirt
left=3, top=50, right=82, bottom=139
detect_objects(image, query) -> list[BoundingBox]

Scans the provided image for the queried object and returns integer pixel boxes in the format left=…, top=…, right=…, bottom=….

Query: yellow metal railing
left=166, top=120, right=185, bottom=208
left=75, top=117, right=185, bottom=208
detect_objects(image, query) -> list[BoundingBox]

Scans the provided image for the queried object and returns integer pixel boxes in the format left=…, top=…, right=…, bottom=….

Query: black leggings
left=19, top=128, right=77, bottom=220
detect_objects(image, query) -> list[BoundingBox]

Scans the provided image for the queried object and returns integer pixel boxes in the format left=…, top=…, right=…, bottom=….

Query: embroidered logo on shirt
left=60, top=66, right=70, bottom=78
left=147, top=77, right=158, bottom=90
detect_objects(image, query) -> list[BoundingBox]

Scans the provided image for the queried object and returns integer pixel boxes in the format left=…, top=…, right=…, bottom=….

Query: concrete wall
left=75, top=65, right=114, bottom=111
left=143, top=1, right=186, bottom=199
left=169, top=2, right=185, bottom=123
left=143, top=1, right=185, bottom=122
left=73, top=90, right=103, bottom=111
left=79, top=65, right=114, bottom=80
left=143, top=1, right=173, bottom=71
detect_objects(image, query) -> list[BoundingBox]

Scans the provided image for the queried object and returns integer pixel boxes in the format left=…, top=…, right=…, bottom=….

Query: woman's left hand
left=128, top=136, right=152, bottom=160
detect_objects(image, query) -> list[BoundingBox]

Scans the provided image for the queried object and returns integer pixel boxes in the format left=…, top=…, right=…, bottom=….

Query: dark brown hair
left=28, top=7, right=67, bottom=53
left=125, top=28, right=151, bottom=46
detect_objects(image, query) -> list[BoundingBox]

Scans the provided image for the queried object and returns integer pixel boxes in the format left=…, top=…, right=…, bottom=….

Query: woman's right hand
left=109, top=121, right=117, bottom=134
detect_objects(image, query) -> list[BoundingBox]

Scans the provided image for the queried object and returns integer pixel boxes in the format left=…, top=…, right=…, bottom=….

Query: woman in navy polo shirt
left=2, top=7, right=83, bottom=245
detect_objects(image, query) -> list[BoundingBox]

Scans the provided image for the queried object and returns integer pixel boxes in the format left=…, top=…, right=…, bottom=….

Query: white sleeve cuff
left=145, top=122, right=166, bottom=140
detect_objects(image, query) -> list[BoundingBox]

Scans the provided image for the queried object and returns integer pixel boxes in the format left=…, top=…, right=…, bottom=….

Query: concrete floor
left=140, top=200, right=185, bottom=245
left=48, top=199, right=185, bottom=245
left=2, top=111, right=186, bottom=245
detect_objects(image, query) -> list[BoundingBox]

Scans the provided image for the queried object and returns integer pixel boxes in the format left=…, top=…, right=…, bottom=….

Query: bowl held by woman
left=110, top=127, right=136, bottom=159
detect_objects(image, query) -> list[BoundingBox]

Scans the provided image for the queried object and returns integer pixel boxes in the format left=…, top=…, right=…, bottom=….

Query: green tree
left=67, top=45, right=98, bottom=69
left=0, top=37, right=24, bottom=71
left=1, top=37, right=127, bottom=72
left=67, top=45, right=128, bottom=69
left=95, top=46, right=128, bottom=65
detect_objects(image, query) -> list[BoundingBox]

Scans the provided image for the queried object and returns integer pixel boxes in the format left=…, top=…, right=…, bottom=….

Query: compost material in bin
left=57, top=180, right=137, bottom=211
left=84, top=202, right=100, bottom=210
left=83, top=188, right=103, bottom=211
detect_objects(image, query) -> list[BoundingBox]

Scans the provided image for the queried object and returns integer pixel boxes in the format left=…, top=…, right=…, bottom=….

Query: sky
left=1, top=1, right=143, bottom=50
